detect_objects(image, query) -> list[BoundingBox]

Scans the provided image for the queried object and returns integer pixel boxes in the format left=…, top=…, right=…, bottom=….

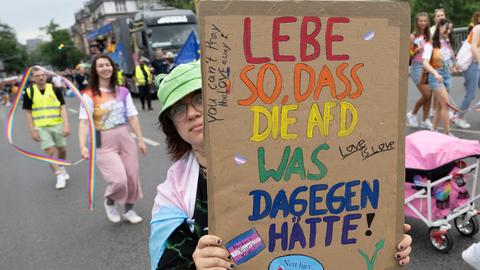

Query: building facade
left=72, top=8, right=94, bottom=55
left=72, top=0, right=165, bottom=54
left=26, top=38, right=43, bottom=54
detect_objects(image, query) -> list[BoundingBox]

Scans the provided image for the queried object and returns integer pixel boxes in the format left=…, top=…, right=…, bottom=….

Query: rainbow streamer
left=4, top=67, right=97, bottom=209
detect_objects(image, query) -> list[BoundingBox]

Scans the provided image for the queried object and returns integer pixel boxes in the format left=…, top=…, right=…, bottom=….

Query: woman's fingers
left=395, top=246, right=412, bottom=266
left=397, top=254, right=411, bottom=266
left=403, top=223, right=411, bottom=233
left=397, top=233, right=412, bottom=251
left=195, top=255, right=234, bottom=269
left=194, top=235, right=235, bottom=270
left=195, top=245, right=231, bottom=260
left=197, top=235, right=223, bottom=249
left=395, top=245, right=412, bottom=260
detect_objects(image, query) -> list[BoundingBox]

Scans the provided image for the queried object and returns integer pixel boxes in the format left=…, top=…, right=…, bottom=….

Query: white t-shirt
left=422, top=40, right=453, bottom=64
left=52, top=76, right=65, bottom=88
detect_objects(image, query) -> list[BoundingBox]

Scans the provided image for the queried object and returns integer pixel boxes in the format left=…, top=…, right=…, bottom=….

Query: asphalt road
left=0, top=75, right=478, bottom=270
left=0, top=99, right=169, bottom=270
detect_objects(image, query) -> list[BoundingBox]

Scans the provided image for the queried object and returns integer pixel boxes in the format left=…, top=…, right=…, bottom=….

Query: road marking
left=131, top=133, right=160, bottom=146
left=68, top=108, right=78, bottom=114
left=407, top=124, right=480, bottom=135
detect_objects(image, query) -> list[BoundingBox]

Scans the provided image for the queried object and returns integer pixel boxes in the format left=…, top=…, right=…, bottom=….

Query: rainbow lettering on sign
left=233, top=15, right=383, bottom=255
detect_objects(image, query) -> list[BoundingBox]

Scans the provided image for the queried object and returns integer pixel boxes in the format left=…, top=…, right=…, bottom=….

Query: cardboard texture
left=200, top=1, right=409, bottom=269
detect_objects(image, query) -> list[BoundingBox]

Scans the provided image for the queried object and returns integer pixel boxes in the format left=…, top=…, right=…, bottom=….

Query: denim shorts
left=428, top=66, right=451, bottom=91
left=409, top=62, right=424, bottom=85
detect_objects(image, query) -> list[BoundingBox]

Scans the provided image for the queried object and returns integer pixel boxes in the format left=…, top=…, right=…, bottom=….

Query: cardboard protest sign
left=200, top=1, right=409, bottom=269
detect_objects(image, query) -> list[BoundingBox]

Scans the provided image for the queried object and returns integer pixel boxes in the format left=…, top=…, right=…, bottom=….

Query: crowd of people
left=407, top=9, right=480, bottom=138
left=0, top=64, right=93, bottom=108
left=0, top=79, right=19, bottom=107
left=407, top=8, right=480, bottom=268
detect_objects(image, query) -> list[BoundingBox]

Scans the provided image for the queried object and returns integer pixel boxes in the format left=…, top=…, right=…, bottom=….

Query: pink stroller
left=404, top=130, right=480, bottom=253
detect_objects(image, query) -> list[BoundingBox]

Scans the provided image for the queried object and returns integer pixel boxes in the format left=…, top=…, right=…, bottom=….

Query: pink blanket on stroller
left=406, top=131, right=480, bottom=170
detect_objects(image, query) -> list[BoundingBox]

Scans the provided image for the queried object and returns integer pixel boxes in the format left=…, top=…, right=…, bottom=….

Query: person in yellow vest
left=116, top=64, right=125, bottom=86
left=23, top=66, right=70, bottom=189
left=135, top=57, right=153, bottom=110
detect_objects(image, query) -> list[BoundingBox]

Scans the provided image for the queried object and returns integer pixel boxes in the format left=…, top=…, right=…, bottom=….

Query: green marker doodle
left=357, top=239, right=385, bottom=270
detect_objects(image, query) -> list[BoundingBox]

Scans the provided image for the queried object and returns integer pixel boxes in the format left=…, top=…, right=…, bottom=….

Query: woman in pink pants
left=78, top=55, right=147, bottom=224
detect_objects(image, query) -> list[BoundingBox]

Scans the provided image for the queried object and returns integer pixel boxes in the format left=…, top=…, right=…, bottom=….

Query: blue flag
left=174, top=31, right=200, bottom=65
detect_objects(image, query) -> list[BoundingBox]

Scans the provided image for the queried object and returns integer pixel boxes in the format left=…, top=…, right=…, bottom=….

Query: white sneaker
left=122, top=210, right=143, bottom=224
left=420, top=119, right=433, bottom=130
left=447, top=132, right=457, bottom=138
left=462, top=243, right=480, bottom=270
left=407, top=112, right=419, bottom=127
left=55, top=174, right=66, bottom=190
left=448, top=110, right=455, bottom=120
left=454, top=118, right=471, bottom=129
left=60, top=166, right=70, bottom=180
left=104, top=200, right=121, bottom=223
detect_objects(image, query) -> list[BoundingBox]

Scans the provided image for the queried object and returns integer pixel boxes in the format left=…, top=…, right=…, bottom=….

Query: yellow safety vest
left=135, top=64, right=152, bottom=86
left=27, top=83, right=62, bottom=127
left=117, top=70, right=125, bottom=85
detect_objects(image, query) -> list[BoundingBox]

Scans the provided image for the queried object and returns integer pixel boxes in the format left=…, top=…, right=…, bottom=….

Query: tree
left=39, top=20, right=84, bottom=70
left=161, top=0, right=194, bottom=11
left=0, top=21, right=28, bottom=74
left=409, top=0, right=480, bottom=30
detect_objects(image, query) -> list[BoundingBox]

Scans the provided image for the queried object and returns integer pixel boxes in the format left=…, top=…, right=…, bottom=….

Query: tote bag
left=456, top=40, right=473, bottom=72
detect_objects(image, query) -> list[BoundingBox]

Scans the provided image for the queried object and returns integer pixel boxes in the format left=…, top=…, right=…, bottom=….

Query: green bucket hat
left=157, top=61, right=202, bottom=117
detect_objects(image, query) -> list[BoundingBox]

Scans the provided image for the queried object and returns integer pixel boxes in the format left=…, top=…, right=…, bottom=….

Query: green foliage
left=39, top=20, right=85, bottom=70
left=161, top=0, right=195, bottom=11
left=0, top=21, right=28, bottom=74
left=409, top=0, right=480, bottom=31
left=40, top=20, right=61, bottom=36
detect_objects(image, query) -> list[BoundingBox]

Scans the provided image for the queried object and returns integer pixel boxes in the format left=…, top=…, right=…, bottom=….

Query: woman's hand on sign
left=193, top=235, right=235, bottom=270
left=80, top=146, right=89, bottom=160
left=395, top=224, right=412, bottom=266
left=30, top=129, right=40, bottom=142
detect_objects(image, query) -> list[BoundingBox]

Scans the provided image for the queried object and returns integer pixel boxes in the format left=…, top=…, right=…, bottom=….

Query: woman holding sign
left=149, top=61, right=412, bottom=270
left=422, top=18, right=456, bottom=137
